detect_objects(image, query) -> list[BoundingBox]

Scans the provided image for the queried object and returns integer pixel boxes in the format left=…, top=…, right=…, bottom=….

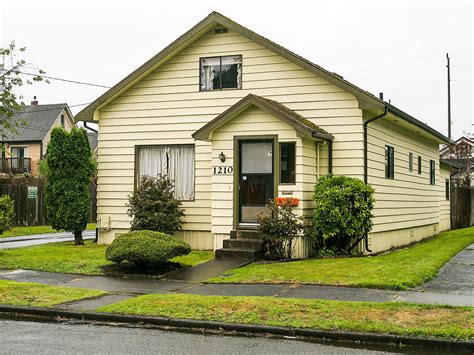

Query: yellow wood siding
left=96, top=28, right=361, bottom=239
left=367, top=118, right=443, bottom=234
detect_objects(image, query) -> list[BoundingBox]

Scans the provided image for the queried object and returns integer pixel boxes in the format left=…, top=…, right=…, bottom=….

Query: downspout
left=363, top=106, right=388, bottom=252
left=83, top=121, right=98, bottom=134
left=327, top=140, right=333, bottom=174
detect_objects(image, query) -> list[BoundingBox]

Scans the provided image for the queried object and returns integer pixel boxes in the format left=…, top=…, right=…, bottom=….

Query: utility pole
left=446, top=53, right=452, bottom=140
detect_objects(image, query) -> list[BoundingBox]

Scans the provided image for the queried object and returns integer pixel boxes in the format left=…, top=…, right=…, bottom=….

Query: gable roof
left=75, top=11, right=452, bottom=145
left=1, top=103, right=70, bottom=142
left=193, top=94, right=333, bottom=141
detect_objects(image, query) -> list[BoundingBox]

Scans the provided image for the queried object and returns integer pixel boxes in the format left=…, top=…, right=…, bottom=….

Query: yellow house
left=76, top=12, right=452, bottom=258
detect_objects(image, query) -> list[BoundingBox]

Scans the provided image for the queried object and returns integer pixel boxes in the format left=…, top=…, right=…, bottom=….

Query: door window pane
left=241, top=142, right=272, bottom=174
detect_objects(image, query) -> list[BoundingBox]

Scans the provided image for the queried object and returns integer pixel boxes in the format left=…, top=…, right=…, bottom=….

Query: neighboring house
left=1, top=98, right=75, bottom=176
left=87, top=131, right=99, bottom=155
left=440, top=136, right=473, bottom=186
left=76, top=12, right=453, bottom=257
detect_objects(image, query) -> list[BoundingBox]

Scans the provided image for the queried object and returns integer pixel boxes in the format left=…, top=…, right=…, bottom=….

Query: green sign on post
left=27, top=186, right=38, bottom=199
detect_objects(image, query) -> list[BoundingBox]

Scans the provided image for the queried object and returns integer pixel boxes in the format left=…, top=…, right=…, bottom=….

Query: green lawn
left=0, top=279, right=105, bottom=307
left=0, top=223, right=97, bottom=238
left=0, top=240, right=214, bottom=275
left=208, top=227, right=474, bottom=290
left=98, top=293, right=474, bottom=340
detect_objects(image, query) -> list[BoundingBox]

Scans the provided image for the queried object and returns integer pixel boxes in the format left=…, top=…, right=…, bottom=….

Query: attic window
left=214, top=28, right=228, bottom=34
left=200, top=55, right=242, bottom=91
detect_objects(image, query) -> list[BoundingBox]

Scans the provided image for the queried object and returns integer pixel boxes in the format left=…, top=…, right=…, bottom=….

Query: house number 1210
left=212, top=166, right=233, bottom=175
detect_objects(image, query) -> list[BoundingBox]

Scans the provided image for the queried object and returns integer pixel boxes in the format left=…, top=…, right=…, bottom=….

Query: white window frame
left=136, top=144, right=195, bottom=201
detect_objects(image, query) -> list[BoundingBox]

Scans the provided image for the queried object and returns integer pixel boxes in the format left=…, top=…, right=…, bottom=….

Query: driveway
left=0, top=230, right=95, bottom=249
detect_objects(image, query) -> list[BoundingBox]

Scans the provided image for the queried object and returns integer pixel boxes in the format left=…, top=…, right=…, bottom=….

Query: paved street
left=0, top=319, right=395, bottom=354
left=0, top=230, right=95, bottom=249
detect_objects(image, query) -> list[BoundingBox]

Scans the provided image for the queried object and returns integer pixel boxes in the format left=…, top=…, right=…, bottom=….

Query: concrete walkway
left=0, top=230, right=95, bottom=249
left=1, top=268, right=472, bottom=307
left=0, top=242, right=472, bottom=308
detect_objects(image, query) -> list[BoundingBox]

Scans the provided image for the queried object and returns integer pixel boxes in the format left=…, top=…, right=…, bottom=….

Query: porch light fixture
left=219, top=151, right=226, bottom=163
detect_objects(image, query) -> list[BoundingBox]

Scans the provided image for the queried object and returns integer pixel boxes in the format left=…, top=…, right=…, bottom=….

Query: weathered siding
left=96, top=28, right=362, bottom=243
left=366, top=117, right=445, bottom=251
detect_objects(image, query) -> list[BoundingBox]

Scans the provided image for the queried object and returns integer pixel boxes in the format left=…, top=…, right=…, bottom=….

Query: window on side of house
left=430, top=160, right=435, bottom=185
left=417, top=156, right=422, bottom=174
left=385, top=145, right=394, bottom=179
left=280, top=142, right=296, bottom=184
left=408, top=152, right=413, bottom=172
left=61, top=114, right=65, bottom=128
left=200, top=55, right=242, bottom=91
left=137, top=145, right=195, bottom=201
left=445, top=179, right=450, bottom=200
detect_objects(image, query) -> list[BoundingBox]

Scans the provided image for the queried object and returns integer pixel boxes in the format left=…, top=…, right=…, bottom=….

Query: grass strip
left=208, top=227, right=474, bottom=290
left=0, top=280, right=105, bottom=307
left=97, top=293, right=474, bottom=340
left=0, top=241, right=213, bottom=275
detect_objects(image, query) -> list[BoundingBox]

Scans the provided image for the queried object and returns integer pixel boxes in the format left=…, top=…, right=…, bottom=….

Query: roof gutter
left=363, top=106, right=388, bottom=253
left=83, top=121, right=98, bottom=134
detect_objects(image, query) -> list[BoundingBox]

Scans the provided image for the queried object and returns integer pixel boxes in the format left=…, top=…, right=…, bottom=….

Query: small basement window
left=200, top=55, right=242, bottom=91
left=408, top=152, right=413, bottom=172
left=430, top=160, right=435, bottom=185
left=385, top=145, right=394, bottom=179
left=417, top=156, right=422, bottom=174
left=280, top=142, right=296, bottom=184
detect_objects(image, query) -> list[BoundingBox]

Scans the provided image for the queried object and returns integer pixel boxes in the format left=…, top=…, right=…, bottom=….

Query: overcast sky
left=1, top=0, right=472, bottom=139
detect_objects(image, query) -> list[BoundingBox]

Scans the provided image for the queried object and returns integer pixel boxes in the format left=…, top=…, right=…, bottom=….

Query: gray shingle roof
left=87, top=132, right=98, bottom=152
left=1, top=104, right=67, bottom=142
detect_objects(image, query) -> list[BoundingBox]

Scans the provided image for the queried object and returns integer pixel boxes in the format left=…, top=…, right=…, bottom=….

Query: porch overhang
left=192, top=94, right=334, bottom=142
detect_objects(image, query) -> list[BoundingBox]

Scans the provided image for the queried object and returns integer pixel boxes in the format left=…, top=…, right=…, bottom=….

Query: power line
left=19, top=71, right=111, bottom=89
left=344, top=54, right=441, bottom=71
left=383, top=80, right=445, bottom=91
left=350, top=66, right=441, bottom=80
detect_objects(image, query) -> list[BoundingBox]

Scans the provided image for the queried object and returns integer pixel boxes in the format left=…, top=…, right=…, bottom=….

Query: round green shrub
left=0, top=195, right=14, bottom=234
left=311, top=175, right=375, bottom=254
left=105, top=230, right=191, bottom=265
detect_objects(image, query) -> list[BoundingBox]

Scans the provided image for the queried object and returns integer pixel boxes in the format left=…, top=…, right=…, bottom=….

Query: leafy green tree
left=127, top=175, right=185, bottom=235
left=45, top=127, right=94, bottom=245
left=1, top=41, right=48, bottom=137
left=311, top=175, right=375, bottom=255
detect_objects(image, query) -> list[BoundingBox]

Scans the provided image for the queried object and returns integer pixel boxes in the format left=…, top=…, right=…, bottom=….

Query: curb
left=0, top=304, right=472, bottom=351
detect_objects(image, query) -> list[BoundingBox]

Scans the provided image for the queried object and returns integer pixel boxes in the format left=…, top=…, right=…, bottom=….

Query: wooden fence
left=0, top=177, right=97, bottom=227
left=450, top=185, right=473, bottom=229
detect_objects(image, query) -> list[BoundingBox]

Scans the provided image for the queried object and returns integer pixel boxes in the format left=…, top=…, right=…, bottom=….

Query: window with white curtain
left=137, top=145, right=195, bottom=201
left=200, top=55, right=242, bottom=91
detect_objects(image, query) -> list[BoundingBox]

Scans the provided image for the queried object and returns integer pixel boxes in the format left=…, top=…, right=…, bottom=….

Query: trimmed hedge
left=105, top=230, right=191, bottom=265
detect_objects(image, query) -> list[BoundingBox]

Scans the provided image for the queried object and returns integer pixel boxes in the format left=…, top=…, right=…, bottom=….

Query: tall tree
left=0, top=41, right=48, bottom=137
left=45, top=127, right=94, bottom=245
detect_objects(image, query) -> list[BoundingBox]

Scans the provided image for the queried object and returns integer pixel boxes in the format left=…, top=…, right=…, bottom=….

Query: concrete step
left=215, top=248, right=263, bottom=261
left=230, top=229, right=260, bottom=240
left=223, top=238, right=262, bottom=251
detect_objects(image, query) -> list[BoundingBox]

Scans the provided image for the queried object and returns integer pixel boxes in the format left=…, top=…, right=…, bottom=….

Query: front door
left=238, top=140, right=274, bottom=225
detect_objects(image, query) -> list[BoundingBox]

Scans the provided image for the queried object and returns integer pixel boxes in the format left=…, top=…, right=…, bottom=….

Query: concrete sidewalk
left=0, top=268, right=472, bottom=307
left=0, top=230, right=95, bottom=249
